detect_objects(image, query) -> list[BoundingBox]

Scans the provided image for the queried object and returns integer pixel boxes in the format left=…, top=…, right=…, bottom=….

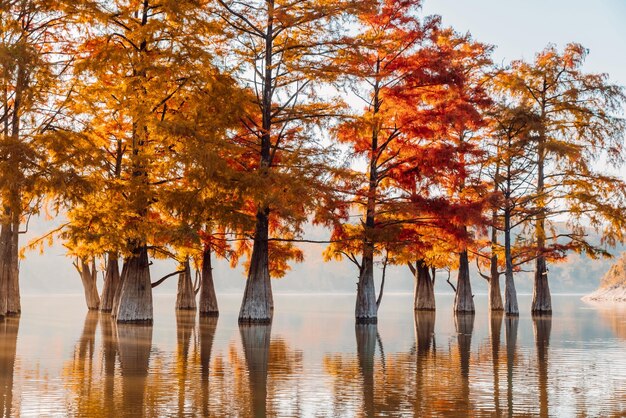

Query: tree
left=505, top=43, right=626, bottom=314
left=0, top=0, right=71, bottom=316
left=214, top=0, right=358, bottom=322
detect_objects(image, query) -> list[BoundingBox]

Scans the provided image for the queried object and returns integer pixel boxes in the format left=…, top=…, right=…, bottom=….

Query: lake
left=0, top=293, right=624, bottom=417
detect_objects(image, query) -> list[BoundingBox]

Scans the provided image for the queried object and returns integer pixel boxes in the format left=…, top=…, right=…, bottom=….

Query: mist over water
left=1, top=294, right=624, bottom=416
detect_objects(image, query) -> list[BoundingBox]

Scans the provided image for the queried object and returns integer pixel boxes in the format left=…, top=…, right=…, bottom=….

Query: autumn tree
left=54, top=0, right=242, bottom=321
left=213, top=0, right=359, bottom=323
left=0, top=0, right=73, bottom=316
left=504, top=43, right=626, bottom=314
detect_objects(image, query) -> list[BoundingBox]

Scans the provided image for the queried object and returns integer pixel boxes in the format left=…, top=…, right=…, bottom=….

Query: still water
left=0, top=293, right=624, bottom=417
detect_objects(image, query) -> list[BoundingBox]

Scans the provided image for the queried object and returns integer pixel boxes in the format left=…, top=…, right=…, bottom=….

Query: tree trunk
left=240, top=323, right=271, bottom=418
left=199, top=244, right=218, bottom=316
left=117, top=322, right=152, bottom=417
left=488, top=254, right=504, bottom=312
left=111, top=259, right=128, bottom=318
left=7, top=216, right=19, bottom=315
left=176, top=258, right=196, bottom=310
left=78, top=258, right=100, bottom=310
left=413, top=260, right=435, bottom=311
left=355, top=323, right=376, bottom=418
left=504, top=214, right=519, bottom=316
left=116, top=245, right=153, bottom=323
left=532, top=255, right=551, bottom=315
left=0, top=315, right=19, bottom=418
left=356, top=247, right=378, bottom=323
left=100, top=253, right=120, bottom=312
left=0, top=222, right=11, bottom=317
left=532, top=129, right=551, bottom=315
left=239, top=209, right=273, bottom=323
left=454, top=251, right=474, bottom=313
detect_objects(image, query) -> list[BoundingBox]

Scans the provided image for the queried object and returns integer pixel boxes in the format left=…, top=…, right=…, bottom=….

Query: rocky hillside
left=583, top=252, right=626, bottom=302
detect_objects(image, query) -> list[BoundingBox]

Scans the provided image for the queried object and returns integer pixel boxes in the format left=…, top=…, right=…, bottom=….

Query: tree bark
left=532, top=255, right=551, bottom=315
left=356, top=247, right=378, bottom=323
left=7, top=215, right=19, bottom=315
left=454, top=250, right=474, bottom=313
left=176, top=258, right=196, bottom=310
left=504, top=215, right=519, bottom=316
left=239, top=209, right=273, bottom=323
left=77, top=258, right=100, bottom=310
left=488, top=220, right=504, bottom=312
left=100, top=253, right=120, bottom=312
left=199, top=244, right=218, bottom=316
left=116, top=245, right=153, bottom=323
left=412, top=260, right=435, bottom=311
left=532, top=123, right=551, bottom=314
left=111, top=259, right=128, bottom=318
left=240, top=323, right=271, bottom=418
left=0, top=222, right=11, bottom=317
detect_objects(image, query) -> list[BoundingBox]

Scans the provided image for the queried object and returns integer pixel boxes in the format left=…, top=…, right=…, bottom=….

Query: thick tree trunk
left=0, top=315, right=19, bottom=417
left=117, top=322, right=152, bottom=417
left=532, top=255, right=551, bottom=314
left=176, top=258, right=196, bottom=310
left=111, top=259, right=128, bottom=318
left=199, top=244, right=218, bottom=316
left=100, top=253, right=120, bottom=312
left=116, top=245, right=153, bottom=323
left=454, top=251, right=474, bottom=313
left=533, top=316, right=551, bottom=418
left=240, top=323, right=271, bottom=418
left=239, top=210, right=273, bottom=323
left=77, top=258, right=100, bottom=310
left=356, top=247, right=378, bottom=323
left=355, top=323, right=376, bottom=418
left=412, top=260, right=435, bottom=311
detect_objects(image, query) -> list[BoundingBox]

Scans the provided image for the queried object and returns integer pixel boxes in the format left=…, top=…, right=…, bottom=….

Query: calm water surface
left=0, top=293, right=625, bottom=417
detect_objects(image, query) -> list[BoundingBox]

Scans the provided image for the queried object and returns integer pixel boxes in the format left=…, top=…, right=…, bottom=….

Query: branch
left=151, top=270, right=185, bottom=288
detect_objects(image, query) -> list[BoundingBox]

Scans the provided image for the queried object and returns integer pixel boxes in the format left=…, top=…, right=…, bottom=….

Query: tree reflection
left=198, top=315, right=218, bottom=416
left=117, top=322, right=153, bottom=417
left=489, top=312, right=503, bottom=416
left=240, top=323, right=271, bottom=418
left=175, top=310, right=195, bottom=415
left=533, top=315, right=551, bottom=418
left=505, top=315, right=518, bottom=416
left=455, top=313, right=475, bottom=413
left=355, top=323, right=377, bottom=418
left=0, top=316, right=19, bottom=417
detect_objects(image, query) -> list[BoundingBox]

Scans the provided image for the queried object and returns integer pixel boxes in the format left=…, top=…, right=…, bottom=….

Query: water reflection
left=0, top=317, right=19, bottom=418
left=240, top=323, right=271, bottom=418
left=10, top=295, right=626, bottom=416
left=533, top=315, right=552, bottom=418
left=117, top=322, right=153, bottom=417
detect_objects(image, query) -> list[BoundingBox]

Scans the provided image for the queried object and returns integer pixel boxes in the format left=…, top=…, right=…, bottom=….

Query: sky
left=19, top=0, right=626, bottom=296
